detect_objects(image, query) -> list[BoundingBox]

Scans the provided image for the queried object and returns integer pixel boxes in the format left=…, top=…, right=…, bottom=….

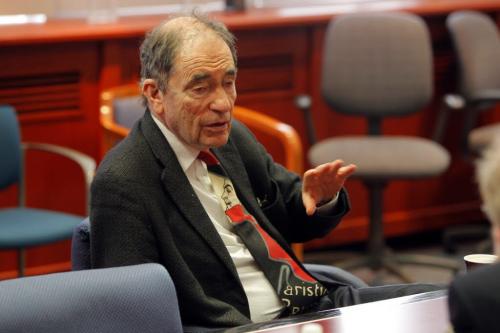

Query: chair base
left=336, top=249, right=461, bottom=284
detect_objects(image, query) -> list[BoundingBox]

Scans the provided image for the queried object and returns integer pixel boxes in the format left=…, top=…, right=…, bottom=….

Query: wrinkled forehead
left=175, top=42, right=236, bottom=85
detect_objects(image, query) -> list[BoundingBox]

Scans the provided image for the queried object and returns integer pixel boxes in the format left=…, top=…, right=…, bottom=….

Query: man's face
left=159, top=32, right=237, bottom=150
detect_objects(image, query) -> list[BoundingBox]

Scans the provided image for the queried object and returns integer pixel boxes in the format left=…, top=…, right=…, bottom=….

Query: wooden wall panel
left=235, top=27, right=310, bottom=155
left=100, top=38, right=143, bottom=89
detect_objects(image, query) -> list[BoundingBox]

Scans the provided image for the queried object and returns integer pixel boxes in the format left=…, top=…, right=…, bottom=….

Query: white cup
left=464, top=254, right=498, bottom=271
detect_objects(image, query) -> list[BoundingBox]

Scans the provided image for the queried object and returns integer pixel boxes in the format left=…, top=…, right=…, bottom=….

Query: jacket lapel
left=212, top=142, right=273, bottom=232
left=140, top=111, right=239, bottom=280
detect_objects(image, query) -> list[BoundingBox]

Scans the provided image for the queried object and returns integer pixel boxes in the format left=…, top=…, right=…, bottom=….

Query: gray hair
left=476, top=136, right=500, bottom=228
left=139, top=14, right=237, bottom=104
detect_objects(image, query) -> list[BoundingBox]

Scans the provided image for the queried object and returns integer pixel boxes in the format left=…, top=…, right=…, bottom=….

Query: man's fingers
left=304, top=161, right=356, bottom=187
left=338, top=164, right=357, bottom=178
left=312, top=160, right=343, bottom=180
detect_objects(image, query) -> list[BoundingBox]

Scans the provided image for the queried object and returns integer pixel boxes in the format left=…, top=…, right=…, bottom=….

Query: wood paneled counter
left=1, top=0, right=499, bottom=278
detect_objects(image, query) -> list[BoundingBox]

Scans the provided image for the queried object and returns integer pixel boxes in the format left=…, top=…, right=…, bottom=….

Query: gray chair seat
left=309, top=136, right=450, bottom=180
left=0, top=208, right=82, bottom=248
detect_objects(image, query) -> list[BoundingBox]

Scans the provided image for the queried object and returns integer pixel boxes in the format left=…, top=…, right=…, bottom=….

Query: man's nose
left=210, top=88, right=232, bottom=113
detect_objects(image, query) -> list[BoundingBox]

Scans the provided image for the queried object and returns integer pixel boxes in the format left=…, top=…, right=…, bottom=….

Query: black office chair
left=297, top=12, right=460, bottom=282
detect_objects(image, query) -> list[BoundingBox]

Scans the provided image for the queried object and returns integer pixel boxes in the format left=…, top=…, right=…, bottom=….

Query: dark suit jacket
left=90, top=110, right=350, bottom=328
left=448, top=262, right=500, bottom=333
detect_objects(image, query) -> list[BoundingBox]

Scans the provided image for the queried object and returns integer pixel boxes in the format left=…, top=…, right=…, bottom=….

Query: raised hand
left=302, top=160, right=356, bottom=216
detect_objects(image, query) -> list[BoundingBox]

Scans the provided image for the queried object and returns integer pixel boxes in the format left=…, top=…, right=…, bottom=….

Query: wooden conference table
left=224, top=290, right=450, bottom=333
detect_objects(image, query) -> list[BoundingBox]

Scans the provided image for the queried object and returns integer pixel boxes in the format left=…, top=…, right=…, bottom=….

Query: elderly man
left=90, top=14, right=439, bottom=329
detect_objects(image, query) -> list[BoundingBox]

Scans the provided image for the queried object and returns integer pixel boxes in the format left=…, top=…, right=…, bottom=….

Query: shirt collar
left=151, top=114, right=200, bottom=172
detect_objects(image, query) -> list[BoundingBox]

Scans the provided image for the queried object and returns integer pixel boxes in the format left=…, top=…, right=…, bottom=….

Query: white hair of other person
left=476, top=137, right=500, bottom=256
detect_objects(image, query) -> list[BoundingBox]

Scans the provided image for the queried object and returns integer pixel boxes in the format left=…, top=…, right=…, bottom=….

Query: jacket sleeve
left=448, top=279, right=477, bottom=333
left=90, top=170, right=160, bottom=268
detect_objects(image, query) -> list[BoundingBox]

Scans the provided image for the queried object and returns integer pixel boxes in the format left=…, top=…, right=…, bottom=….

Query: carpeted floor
left=303, top=228, right=492, bottom=286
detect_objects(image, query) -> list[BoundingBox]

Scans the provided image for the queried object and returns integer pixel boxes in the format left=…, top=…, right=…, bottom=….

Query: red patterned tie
left=198, top=150, right=327, bottom=315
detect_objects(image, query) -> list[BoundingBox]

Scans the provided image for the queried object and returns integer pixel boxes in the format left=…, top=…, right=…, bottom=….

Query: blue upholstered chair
left=0, top=105, right=96, bottom=276
left=0, top=263, right=182, bottom=333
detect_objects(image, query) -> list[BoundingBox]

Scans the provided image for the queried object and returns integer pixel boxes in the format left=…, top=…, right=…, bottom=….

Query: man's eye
left=192, top=86, right=209, bottom=94
left=224, top=80, right=235, bottom=88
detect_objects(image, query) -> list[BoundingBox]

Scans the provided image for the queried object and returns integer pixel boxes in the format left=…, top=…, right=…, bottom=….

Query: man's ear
left=142, top=79, right=164, bottom=115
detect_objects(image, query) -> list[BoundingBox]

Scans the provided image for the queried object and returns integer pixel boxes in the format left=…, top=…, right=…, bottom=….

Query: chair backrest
left=0, top=105, right=21, bottom=189
left=447, top=10, right=500, bottom=101
left=321, top=12, right=433, bottom=132
left=100, top=85, right=144, bottom=157
left=0, top=264, right=183, bottom=333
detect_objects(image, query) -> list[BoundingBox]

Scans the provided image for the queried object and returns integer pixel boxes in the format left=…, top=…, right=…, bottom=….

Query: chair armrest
left=234, top=106, right=304, bottom=174
left=432, top=94, right=466, bottom=143
left=21, top=142, right=96, bottom=214
left=100, top=113, right=130, bottom=157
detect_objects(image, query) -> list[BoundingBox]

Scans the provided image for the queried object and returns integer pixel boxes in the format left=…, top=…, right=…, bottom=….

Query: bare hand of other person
left=302, top=160, right=356, bottom=216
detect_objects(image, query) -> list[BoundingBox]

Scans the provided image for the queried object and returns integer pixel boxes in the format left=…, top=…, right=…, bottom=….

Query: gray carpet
left=303, top=230, right=491, bottom=286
